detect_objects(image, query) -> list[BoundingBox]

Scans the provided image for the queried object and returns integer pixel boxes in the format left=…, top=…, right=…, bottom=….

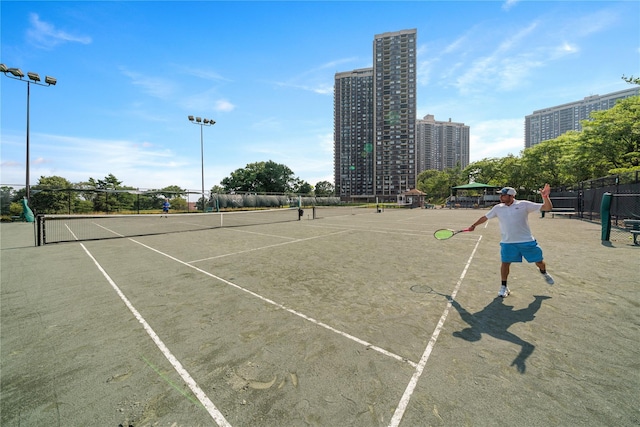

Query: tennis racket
left=433, top=228, right=472, bottom=240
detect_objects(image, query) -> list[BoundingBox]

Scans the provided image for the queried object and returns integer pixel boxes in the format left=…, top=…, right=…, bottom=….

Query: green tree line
left=1, top=161, right=336, bottom=216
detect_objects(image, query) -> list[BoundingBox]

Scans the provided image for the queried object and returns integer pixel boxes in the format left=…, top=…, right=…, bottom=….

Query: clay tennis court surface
left=1, top=208, right=638, bottom=426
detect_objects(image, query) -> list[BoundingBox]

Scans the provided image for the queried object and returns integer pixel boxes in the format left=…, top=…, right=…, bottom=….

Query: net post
left=600, top=192, right=612, bottom=241
left=36, top=214, right=43, bottom=246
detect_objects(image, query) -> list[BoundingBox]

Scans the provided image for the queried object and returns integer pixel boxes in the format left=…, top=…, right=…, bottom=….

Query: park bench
left=542, top=207, right=576, bottom=218
left=623, top=219, right=640, bottom=246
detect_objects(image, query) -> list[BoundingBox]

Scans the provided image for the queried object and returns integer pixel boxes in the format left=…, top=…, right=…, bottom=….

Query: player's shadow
left=449, top=295, right=551, bottom=374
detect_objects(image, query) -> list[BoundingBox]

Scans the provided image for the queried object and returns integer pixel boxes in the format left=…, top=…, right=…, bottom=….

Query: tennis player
left=162, top=199, right=170, bottom=217
left=468, top=184, right=554, bottom=298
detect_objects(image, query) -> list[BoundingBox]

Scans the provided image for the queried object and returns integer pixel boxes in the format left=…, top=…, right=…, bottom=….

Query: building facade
left=525, top=87, right=640, bottom=148
left=333, top=68, right=375, bottom=199
left=416, top=114, right=469, bottom=172
left=373, top=29, right=417, bottom=202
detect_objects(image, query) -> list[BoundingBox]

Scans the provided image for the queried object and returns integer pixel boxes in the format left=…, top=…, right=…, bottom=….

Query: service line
left=131, top=238, right=418, bottom=368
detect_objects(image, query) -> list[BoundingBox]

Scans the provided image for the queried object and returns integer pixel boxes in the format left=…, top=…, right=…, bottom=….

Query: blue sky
left=1, top=0, right=638, bottom=192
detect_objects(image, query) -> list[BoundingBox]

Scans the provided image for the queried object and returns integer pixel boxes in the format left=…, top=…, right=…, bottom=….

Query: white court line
left=187, top=229, right=352, bottom=264
left=64, top=223, right=79, bottom=240
left=388, top=235, right=483, bottom=427
left=93, top=222, right=125, bottom=237
left=78, top=243, right=231, bottom=427
left=131, top=238, right=418, bottom=368
left=223, top=227, right=299, bottom=240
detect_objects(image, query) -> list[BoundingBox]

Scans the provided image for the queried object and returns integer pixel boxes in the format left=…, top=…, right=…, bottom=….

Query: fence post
left=600, top=192, right=612, bottom=241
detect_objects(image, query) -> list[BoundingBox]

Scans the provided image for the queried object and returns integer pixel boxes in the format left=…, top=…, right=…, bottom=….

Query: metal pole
left=26, top=81, right=31, bottom=203
left=201, top=124, right=205, bottom=210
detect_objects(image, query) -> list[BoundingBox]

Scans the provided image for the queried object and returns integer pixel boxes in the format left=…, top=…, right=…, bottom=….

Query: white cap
left=499, top=187, right=517, bottom=196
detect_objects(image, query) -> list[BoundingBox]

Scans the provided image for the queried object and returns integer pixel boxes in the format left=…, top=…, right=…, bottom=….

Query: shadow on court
left=450, top=296, right=551, bottom=374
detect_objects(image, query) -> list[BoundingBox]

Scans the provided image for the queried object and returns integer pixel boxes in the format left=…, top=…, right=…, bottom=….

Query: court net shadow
left=450, top=295, right=551, bottom=374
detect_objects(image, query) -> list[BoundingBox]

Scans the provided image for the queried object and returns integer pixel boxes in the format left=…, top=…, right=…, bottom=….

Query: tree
left=314, top=181, right=334, bottom=197
left=416, top=166, right=465, bottom=202
left=519, top=140, right=569, bottom=192
left=85, top=174, right=136, bottom=212
left=463, top=157, right=508, bottom=186
left=30, top=176, right=76, bottom=214
left=292, top=179, right=313, bottom=195
left=221, top=160, right=298, bottom=193
left=156, top=185, right=187, bottom=211
left=0, top=186, right=15, bottom=216
left=579, top=96, right=640, bottom=175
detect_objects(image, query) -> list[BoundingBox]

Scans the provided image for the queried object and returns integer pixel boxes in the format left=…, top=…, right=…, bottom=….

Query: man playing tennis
left=468, top=184, right=554, bottom=298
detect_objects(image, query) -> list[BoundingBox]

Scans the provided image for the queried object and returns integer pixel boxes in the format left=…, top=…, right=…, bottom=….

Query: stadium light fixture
left=8, top=67, right=25, bottom=78
left=188, top=115, right=216, bottom=211
left=1, top=64, right=57, bottom=204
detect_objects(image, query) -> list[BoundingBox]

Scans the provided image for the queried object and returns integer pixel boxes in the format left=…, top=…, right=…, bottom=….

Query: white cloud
left=9, top=133, right=200, bottom=189
left=26, top=13, right=92, bottom=49
left=271, top=57, right=359, bottom=95
left=215, top=99, right=235, bottom=112
left=502, top=0, right=520, bottom=12
left=470, top=118, right=525, bottom=161
left=120, top=68, right=177, bottom=99
left=250, top=117, right=281, bottom=131
left=179, top=66, right=231, bottom=82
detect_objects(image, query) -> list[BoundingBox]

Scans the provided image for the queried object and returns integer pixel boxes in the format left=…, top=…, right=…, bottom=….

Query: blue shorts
left=500, top=241, right=543, bottom=263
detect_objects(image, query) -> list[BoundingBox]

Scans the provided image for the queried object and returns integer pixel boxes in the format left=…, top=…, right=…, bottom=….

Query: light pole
left=188, top=115, right=215, bottom=211
left=1, top=64, right=57, bottom=204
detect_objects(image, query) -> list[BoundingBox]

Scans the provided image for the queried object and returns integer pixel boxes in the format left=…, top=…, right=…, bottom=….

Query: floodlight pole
left=1, top=64, right=57, bottom=204
left=188, top=115, right=215, bottom=211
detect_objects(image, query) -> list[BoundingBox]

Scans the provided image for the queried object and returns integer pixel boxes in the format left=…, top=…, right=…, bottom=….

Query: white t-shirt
left=485, top=199, right=543, bottom=243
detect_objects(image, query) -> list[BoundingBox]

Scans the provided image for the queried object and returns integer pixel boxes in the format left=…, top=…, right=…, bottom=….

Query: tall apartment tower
left=416, top=115, right=469, bottom=172
left=525, top=87, right=639, bottom=148
left=373, top=29, right=417, bottom=201
left=334, top=68, right=375, bottom=199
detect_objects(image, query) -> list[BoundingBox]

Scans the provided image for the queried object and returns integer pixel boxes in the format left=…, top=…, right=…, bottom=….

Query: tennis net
left=312, top=205, right=378, bottom=219
left=36, top=208, right=300, bottom=245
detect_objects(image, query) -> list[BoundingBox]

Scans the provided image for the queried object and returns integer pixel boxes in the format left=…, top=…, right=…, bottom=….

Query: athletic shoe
left=541, top=272, right=554, bottom=285
left=498, top=285, right=510, bottom=298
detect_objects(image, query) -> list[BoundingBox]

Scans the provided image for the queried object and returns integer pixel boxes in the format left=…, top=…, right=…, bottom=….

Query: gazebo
left=450, top=182, right=501, bottom=208
left=397, top=189, right=426, bottom=208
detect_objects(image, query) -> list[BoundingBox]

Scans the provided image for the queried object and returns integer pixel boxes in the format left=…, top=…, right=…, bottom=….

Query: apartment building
left=334, top=29, right=421, bottom=202
left=416, top=114, right=469, bottom=172
left=333, top=68, right=375, bottom=199
left=373, top=29, right=417, bottom=201
left=524, top=87, right=639, bottom=148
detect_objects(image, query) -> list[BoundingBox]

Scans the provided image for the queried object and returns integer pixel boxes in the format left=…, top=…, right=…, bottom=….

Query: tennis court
left=1, top=208, right=638, bottom=426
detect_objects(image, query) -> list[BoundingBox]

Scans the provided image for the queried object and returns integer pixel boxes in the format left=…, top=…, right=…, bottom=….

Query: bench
left=542, top=208, right=576, bottom=218
left=623, top=220, right=640, bottom=246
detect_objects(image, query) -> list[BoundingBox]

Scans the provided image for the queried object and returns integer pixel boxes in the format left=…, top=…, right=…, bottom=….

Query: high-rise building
left=373, top=29, right=417, bottom=201
left=525, top=87, right=639, bottom=148
left=334, top=29, right=417, bottom=202
left=334, top=68, right=375, bottom=199
left=416, top=115, right=469, bottom=172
